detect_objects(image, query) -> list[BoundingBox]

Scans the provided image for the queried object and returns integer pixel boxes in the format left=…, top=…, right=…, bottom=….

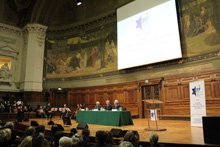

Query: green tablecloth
left=76, top=110, right=134, bottom=126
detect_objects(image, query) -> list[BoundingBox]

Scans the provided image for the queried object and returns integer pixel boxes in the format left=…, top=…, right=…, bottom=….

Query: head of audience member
left=119, top=141, right=134, bottom=147
left=32, top=133, right=45, bottom=147
left=36, top=125, right=45, bottom=134
left=25, top=126, right=35, bottom=136
left=51, top=125, right=58, bottom=134
left=47, top=103, right=51, bottom=106
left=72, top=133, right=83, bottom=145
left=96, top=101, right=100, bottom=106
left=123, top=131, right=139, bottom=147
left=59, top=136, right=73, bottom=147
left=95, top=130, right=107, bottom=145
left=54, top=131, right=64, bottom=147
left=81, top=128, right=90, bottom=140
left=69, top=128, right=78, bottom=136
left=114, top=100, right=119, bottom=105
left=106, top=100, right=110, bottom=105
left=64, top=104, right=67, bottom=108
left=106, top=131, right=114, bottom=145
left=4, top=122, right=14, bottom=131
left=149, top=132, right=159, bottom=146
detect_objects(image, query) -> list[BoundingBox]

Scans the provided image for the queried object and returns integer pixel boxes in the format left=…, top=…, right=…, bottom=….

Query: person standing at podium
left=94, top=101, right=101, bottom=110
left=105, top=100, right=112, bottom=111
left=113, top=100, right=120, bottom=110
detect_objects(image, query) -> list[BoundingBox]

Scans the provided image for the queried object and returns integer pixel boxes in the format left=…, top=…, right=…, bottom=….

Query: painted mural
left=45, top=0, right=220, bottom=79
left=180, top=0, right=220, bottom=57
left=45, top=24, right=117, bottom=78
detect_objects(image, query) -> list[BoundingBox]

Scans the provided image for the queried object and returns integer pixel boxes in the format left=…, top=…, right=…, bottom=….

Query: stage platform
left=15, top=117, right=214, bottom=146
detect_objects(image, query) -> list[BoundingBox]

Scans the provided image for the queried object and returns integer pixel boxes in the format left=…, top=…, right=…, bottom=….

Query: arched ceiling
left=1, top=0, right=132, bottom=28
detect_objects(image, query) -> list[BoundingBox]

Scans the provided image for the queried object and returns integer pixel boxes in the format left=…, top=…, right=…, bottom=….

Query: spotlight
left=77, top=0, right=82, bottom=6
left=58, top=87, right=62, bottom=90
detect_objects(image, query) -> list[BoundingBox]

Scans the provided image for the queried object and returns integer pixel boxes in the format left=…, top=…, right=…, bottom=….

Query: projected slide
left=117, top=0, right=182, bottom=70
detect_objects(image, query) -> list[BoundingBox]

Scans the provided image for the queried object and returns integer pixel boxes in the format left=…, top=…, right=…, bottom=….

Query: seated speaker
left=77, top=123, right=88, bottom=130
left=31, top=121, right=39, bottom=126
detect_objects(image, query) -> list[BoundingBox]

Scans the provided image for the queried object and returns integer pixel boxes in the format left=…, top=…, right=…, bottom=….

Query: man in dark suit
left=17, top=105, right=24, bottom=122
left=45, top=103, right=53, bottom=119
left=94, top=101, right=101, bottom=110
left=113, top=100, right=120, bottom=110
left=105, top=100, right=112, bottom=111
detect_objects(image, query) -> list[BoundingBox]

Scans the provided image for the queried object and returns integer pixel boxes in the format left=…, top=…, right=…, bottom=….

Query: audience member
left=77, top=128, right=90, bottom=147
left=0, top=125, right=12, bottom=147
left=46, top=125, right=58, bottom=137
left=0, top=103, right=5, bottom=112
left=66, top=128, right=78, bottom=138
left=4, top=122, right=18, bottom=145
left=18, top=136, right=33, bottom=147
left=123, top=131, right=139, bottom=147
left=59, top=136, right=73, bottom=147
left=17, top=99, right=22, bottom=106
left=106, top=131, right=116, bottom=146
left=93, top=130, right=112, bottom=147
left=32, top=132, right=49, bottom=147
left=36, top=125, right=45, bottom=134
left=53, top=131, right=64, bottom=147
left=149, top=132, right=165, bottom=147
left=72, top=133, right=83, bottom=146
left=119, top=141, right=134, bottom=147
left=20, top=126, right=35, bottom=140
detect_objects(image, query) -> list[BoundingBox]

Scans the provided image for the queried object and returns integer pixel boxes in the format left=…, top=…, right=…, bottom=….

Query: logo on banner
left=136, top=12, right=149, bottom=30
left=192, top=85, right=201, bottom=96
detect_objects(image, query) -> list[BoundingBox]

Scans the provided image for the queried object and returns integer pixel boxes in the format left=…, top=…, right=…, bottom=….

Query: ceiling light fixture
left=77, top=0, right=82, bottom=6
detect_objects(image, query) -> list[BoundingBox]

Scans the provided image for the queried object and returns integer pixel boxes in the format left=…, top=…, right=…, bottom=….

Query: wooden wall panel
left=165, top=87, right=179, bottom=101
left=162, top=70, right=220, bottom=116
left=181, top=85, right=189, bottom=99
left=19, top=69, right=220, bottom=118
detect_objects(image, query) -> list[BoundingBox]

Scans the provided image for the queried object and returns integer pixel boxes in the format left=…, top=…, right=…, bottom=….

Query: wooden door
left=142, top=84, right=160, bottom=118
left=52, top=91, right=67, bottom=107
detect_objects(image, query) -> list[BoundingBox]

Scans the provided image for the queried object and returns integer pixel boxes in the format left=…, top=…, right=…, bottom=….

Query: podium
left=143, top=99, right=166, bottom=131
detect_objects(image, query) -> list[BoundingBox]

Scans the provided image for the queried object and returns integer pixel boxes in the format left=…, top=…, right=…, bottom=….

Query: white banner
left=150, top=109, right=157, bottom=121
left=189, top=80, right=206, bottom=127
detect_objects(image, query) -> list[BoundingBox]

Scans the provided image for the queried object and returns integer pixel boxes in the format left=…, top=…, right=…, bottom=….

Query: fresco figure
left=90, top=47, right=96, bottom=68
left=47, top=58, right=56, bottom=74
left=75, top=52, right=81, bottom=69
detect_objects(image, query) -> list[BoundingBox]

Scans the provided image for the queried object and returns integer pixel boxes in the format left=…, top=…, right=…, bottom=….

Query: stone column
left=21, top=24, right=48, bottom=91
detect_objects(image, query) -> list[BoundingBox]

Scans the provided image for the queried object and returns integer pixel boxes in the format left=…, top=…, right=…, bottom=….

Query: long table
left=76, top=110, right=134, bottom=126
